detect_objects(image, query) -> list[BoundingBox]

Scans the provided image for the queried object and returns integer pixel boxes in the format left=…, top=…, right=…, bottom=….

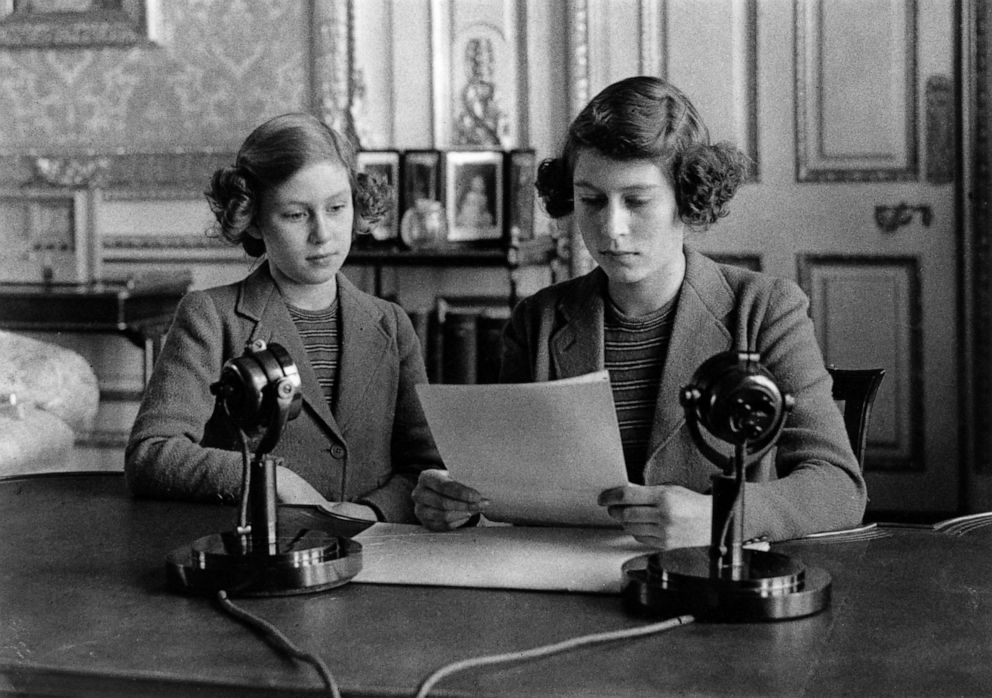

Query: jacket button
left=330, top=444, right=346, bottom=459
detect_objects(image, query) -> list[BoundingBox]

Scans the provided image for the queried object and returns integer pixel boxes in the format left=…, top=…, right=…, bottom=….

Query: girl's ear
left=246, top=224, right=263, bottom=240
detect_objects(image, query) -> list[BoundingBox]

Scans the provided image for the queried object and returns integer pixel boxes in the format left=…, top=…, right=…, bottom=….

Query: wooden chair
left=827, top=366, right=886, bottom=471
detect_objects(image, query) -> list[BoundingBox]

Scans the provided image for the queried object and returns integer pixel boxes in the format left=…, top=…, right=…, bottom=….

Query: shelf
left=345, top=236, right=556, bottom=269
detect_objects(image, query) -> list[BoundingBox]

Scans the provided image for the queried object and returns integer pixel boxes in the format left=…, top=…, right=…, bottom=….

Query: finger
left=413, top=483, right=487, bottom=512
left=415, top=503, right=472, bottom=531
left=626, top=528, right=668, bottom=548
left=598, top=484, right=654, bottom=507
left=606, top=505, right=671, bottom=525
left=419, top=469, right=487, bottom=505
left=433, top=477, right=487, bottom=504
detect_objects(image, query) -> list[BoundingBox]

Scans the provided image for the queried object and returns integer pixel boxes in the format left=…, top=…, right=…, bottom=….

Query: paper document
left=416, top=370, right=627, bottom=527
left=353, top=523, right=655, bottom=594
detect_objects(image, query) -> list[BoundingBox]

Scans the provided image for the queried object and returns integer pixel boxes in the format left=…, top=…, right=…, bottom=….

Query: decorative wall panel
left=798, top=255, right=922, bottom=471
left=0, top=1, right=307, bottom=160
left=795, top=0, right=918, bottom=182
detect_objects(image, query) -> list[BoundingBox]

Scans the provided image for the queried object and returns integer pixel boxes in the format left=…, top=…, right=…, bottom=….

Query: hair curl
left=535, top=75, right=750, bottom=230
left=204, top=113, right=393, bottom=256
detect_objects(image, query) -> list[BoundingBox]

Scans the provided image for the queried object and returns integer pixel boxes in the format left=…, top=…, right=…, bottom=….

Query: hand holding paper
left=415, top=371, right=628, bottom=527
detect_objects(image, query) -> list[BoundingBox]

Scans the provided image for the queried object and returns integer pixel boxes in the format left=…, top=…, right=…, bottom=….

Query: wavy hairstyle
left=535, top=76, right=749, bottom=229
left=205, top=113, right=392, bottom=257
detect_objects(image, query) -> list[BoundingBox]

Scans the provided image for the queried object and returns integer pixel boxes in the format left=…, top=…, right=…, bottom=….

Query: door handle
left=874, top=203, right=933, bottom=233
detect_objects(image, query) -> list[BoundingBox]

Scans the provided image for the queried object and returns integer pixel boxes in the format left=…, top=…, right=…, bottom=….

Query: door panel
left=581, top=0, right=959, bottom=514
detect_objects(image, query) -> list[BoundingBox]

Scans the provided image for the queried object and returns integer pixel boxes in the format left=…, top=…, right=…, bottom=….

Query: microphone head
left=210, top=341, right=302, bottom=452
left=681, top=351, right=793, bottom=450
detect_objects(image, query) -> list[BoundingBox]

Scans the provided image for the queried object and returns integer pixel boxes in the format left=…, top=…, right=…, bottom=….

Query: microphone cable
left=214, top=590, right=342, bottom=698
left=413, top=614, right=695, bottom=698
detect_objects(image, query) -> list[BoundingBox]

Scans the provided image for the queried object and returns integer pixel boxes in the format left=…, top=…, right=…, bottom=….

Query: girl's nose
left=604, top=202, right=629, bottom=239
left=310, top=213, right=334, bottom=243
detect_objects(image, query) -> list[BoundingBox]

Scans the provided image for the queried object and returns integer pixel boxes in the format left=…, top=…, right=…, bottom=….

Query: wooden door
left=576, top=0, right=960, bottom=516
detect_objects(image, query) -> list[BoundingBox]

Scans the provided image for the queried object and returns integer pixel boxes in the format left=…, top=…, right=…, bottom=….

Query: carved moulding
left=0, top=0, right=162, bottom=48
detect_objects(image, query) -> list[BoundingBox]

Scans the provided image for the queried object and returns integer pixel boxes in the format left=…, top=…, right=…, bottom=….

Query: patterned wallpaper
left=0, top=1, right=309, bottom=155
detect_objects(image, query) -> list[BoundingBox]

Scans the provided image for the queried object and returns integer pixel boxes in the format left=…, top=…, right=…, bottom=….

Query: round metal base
left=166, top=529, right=362, bottom=597
left=622, top=547, right=830, bottom=622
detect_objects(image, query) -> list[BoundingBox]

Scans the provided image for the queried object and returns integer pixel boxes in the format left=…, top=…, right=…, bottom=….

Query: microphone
left=621, top=350, right=831, bottom=622
left=166, top=340, right=361, bottom=597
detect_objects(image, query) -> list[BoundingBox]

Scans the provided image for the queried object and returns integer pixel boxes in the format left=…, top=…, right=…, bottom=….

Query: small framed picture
left=508, top=149, right=536, bottom=242
left=356, top=150, right=401, bottom=243
left=444, top=151, right=504, bottom=243
left=400, top=150, right=443, bottom=215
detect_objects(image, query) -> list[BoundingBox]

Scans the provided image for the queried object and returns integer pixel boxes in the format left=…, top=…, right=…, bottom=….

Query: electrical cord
left=215, top=590, right=342, bottom=698
left=413, top=614, right=695, bottom=698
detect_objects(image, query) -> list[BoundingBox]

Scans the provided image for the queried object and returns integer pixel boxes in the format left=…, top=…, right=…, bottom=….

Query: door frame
left=964, top=0, right=992, bottom=510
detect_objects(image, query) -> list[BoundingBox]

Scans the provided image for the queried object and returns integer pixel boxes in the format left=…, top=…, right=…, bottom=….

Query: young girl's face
left=572, top=148, right=685, bottom=291
left=251, top=159, right=354, bottom=306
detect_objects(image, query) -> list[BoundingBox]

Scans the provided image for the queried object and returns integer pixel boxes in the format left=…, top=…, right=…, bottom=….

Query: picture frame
left=0, top=0, right=162, bottom=48
left=507, top=149, right=536, bottom=242
left=356, top=150, right=401, bottom=244
left=400, top=150, right=443, bottom=216
left=444, top=150, right=504, bottom=244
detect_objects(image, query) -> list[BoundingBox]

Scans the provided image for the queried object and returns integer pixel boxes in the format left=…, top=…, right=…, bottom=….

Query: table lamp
left=622, top=350, right=831, bottom=621
left=166, top=340, right=362, bottom=596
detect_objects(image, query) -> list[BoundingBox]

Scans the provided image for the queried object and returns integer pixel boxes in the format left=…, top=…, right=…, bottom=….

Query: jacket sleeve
left=124, top=291, right=244, bottom=503
left=743, top=278, right=868, bottom=541
left=358, top=304, right=444, bottom=522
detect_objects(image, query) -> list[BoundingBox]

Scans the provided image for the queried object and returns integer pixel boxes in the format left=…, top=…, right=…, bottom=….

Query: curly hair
left=535, top=76, right=750, bottom=229
left=204, top=113, right=393, bottom=256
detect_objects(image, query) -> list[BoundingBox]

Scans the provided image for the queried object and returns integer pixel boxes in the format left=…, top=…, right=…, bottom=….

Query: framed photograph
left=444, top=151, right=503, bottom=244
left=0, top=0, right=162, bottom=48
left=400, top=150, right=443, bottom=215
left=356, top=150, right=401, bottom=243
left=508, top=149, right=536, bottom=242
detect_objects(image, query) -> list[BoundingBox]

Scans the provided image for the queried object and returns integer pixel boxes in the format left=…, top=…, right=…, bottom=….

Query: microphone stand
left=622, top=351, right=832, bottom=621
left=165, top=341, right=362, bottom=597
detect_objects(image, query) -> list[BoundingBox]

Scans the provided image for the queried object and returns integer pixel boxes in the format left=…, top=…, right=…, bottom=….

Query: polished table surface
left=2, top=472, right=991, bottom=697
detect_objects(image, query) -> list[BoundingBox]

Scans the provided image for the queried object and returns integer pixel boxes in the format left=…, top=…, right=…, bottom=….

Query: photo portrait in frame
left=356, top=150, right=401, bottom=244
left=444, top=150, right=503, bottom=243
left=400, top=150, right=443, bottom=215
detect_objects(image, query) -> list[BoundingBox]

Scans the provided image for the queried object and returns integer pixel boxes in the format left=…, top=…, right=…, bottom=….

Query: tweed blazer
left=125, top=263, right=441, bottom=523
left=500, top=247, right=866, bottom=541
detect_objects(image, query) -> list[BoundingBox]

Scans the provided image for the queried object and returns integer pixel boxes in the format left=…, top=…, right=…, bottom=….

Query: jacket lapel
left=334, top=274, right=388, bottom=434
left=646, top=249, right=735, bottom=457
left=235, top=262, right=341, bottom=440
left=550, top=268, right=607, bottom=378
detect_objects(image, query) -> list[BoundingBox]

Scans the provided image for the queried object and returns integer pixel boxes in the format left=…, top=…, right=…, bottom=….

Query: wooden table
left=0, top=275, right=190, bottom=384
left=1, top=472, right=991, bottom=697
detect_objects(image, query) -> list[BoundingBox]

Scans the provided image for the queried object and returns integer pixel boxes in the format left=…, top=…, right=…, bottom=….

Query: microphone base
left=621, top=547, right=830, bottom=622
left=166, top=529, right=362, bottom=597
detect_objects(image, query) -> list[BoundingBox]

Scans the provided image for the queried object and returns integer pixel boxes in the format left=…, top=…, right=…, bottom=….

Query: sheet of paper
left=352, top=523, right=656, bottom=594
left=416, top=371, right=628, bottom=527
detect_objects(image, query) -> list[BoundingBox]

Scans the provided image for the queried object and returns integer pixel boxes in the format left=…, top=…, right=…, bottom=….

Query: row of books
left=406, top=297, right=512, bottom=385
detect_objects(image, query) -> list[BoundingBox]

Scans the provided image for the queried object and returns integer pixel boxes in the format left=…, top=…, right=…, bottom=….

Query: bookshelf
left=344, top=236, right=559, bottom=385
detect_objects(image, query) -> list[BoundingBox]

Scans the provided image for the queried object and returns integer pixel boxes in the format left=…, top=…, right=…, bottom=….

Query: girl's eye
left=326, top=202, right=347, bottom=214
left=626, top=197, right=650, bottom=208
left=578, top=196, right=605, bottom=208
left=283, top=210, right=307, bottom=221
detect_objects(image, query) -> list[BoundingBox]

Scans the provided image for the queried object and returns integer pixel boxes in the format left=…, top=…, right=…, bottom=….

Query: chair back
left=827, top=366, right=886, bottom=471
